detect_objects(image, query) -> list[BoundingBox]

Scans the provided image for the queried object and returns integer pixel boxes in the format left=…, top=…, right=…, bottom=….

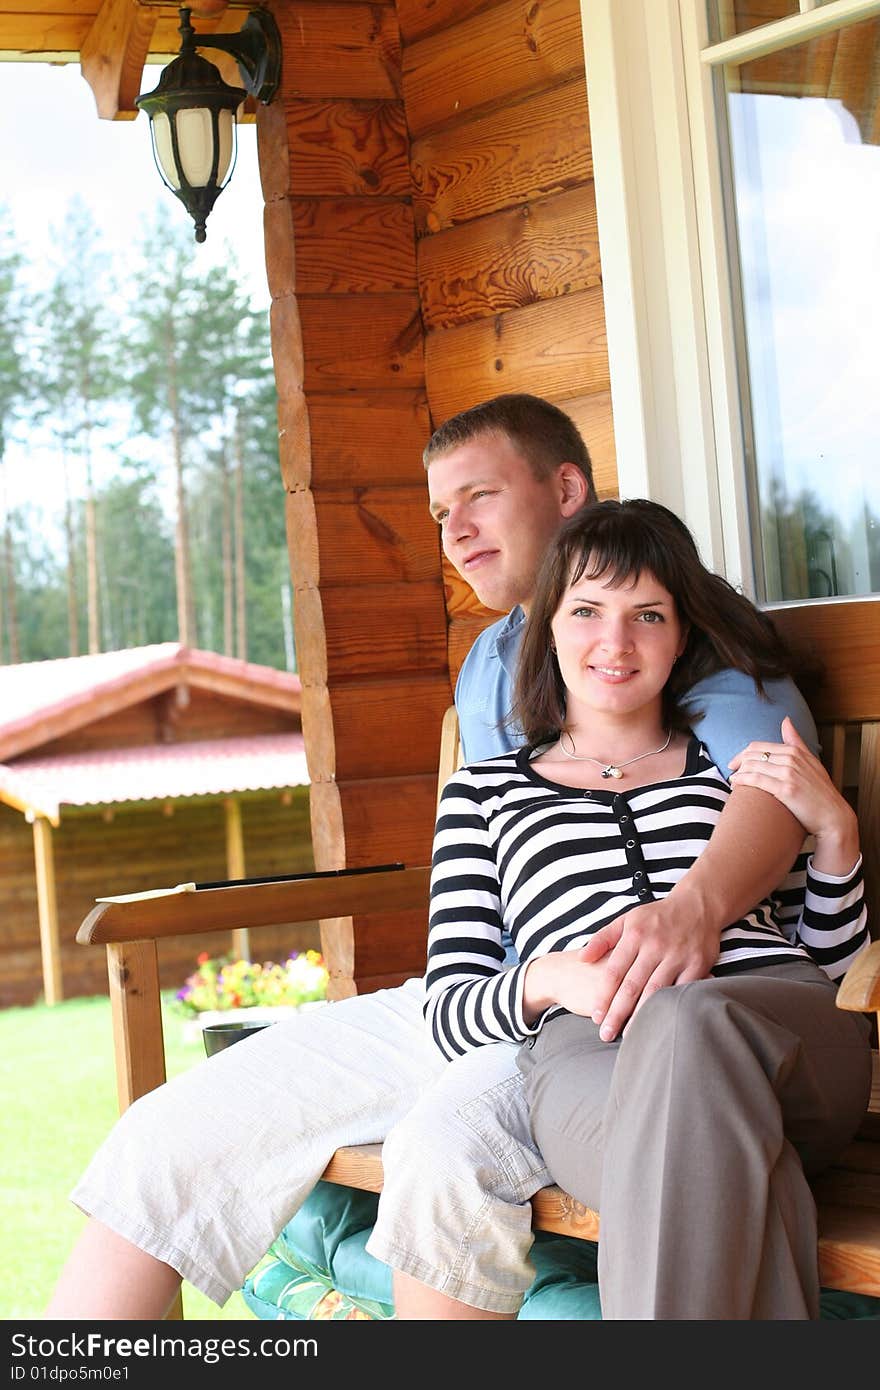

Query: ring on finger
left=760, top=751, right=771, bottom=762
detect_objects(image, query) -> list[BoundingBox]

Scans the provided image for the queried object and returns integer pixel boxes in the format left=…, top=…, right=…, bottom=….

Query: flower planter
left=180, top=1001, right=327, bottom=1046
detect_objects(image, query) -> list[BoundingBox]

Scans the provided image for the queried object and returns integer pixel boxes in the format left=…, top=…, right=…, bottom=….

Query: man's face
left=427, top=431, right=573, bottom=614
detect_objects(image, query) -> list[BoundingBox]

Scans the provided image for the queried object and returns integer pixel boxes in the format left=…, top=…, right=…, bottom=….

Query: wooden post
left=224, top=797, right=249, bottom=960
left=32, top=815, right=63, bottom=1006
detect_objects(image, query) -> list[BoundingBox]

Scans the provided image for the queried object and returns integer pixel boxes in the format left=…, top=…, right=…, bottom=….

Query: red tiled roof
left=0, top=733, right=309, bottom=825
left=0, top=644, right=302, bottom=761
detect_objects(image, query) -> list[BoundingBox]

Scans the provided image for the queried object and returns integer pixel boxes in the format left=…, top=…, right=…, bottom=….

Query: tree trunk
left=84, top=432, right=100, bottom=654
left=222, top=449, right=233, bottom=657
left=167, top=347, right=193, bottom=648
left=85, top=491, right=99, bottom=654
left=63, top=449, right=79, bottom=657
left=3, top=516, right=19, bottom=663
left=234, top=412, right=246, bottom=662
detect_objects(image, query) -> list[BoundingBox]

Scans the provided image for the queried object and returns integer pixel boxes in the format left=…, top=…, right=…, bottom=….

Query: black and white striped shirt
left=425, top=737, right=868, bottom=1061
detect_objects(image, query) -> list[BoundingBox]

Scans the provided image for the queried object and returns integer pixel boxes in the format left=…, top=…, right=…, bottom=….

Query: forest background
left=0, top=65, right=290, bottom=674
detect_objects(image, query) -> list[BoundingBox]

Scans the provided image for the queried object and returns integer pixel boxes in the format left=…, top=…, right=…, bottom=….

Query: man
left=47, top=395, right=813, bottom=1318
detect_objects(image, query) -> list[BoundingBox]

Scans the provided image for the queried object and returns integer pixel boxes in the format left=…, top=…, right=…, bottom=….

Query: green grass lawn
left=0, top=992, right=255, bottom=1321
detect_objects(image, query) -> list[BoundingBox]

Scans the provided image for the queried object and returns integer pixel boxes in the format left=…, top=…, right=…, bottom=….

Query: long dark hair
left=512, top=499, right=799, bottom=745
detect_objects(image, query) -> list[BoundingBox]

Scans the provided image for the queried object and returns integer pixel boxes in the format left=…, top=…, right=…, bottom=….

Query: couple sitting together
left=49, top=394, right=871, bottom=1321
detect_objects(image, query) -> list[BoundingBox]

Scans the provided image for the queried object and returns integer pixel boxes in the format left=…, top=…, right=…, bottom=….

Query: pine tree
left=36, top=199, right=125, bottom=654
left=0, top=206, right=32, bottom=664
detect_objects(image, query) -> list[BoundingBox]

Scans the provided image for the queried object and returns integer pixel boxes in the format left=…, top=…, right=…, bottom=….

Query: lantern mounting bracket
left=188, top=7, right=281, bottom=106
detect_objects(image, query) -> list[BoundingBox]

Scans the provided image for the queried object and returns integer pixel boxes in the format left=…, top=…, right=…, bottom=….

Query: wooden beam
left=224, top=796, right=249, bottom=961
left=32, top=815, right=63, bottom=1007
left=105, top=936, right=183, bottom=1320
left=80, top=0, right=158, bottom=120
left=78, top=866, right=432, bottom=944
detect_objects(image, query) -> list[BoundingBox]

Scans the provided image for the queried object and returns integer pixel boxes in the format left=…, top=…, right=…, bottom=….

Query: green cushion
left=242, top=1180, right=880, bottom=1321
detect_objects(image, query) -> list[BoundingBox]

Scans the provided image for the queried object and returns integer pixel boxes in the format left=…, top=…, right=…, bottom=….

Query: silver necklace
left=558, top=728, right=673, bottom=779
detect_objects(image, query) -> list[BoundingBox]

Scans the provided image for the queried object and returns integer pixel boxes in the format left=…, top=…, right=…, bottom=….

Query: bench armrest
left=78, top=865, right=431, bottom=1115
left=77, top=866, right=432, bottom=946
left=836, top=940, right=880, bottom=1014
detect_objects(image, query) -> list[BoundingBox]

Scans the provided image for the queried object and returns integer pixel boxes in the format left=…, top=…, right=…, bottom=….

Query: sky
left=1, top=58, right=269, bottom=519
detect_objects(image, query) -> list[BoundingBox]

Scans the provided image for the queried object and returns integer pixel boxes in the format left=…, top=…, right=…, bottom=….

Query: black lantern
left=136, top=7, right=281, bottom=243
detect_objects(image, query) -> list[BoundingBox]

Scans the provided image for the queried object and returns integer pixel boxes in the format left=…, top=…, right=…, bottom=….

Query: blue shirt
left=455, top=605, right=819, bottom=767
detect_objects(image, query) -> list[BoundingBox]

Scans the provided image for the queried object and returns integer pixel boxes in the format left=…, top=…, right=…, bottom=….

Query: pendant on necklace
left=602, top=765, right=623, bottom=780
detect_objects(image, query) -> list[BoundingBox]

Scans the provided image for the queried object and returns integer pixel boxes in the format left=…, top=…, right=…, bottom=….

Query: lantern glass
left=150, top=112, right=181, bottom=190
left=177, top=107, right=236, bottom=187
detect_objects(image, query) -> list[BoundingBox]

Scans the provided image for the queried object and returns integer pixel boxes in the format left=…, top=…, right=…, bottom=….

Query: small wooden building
left=1, top=0, right=876, bottom=998
left=0, top=644, right=314, bottom=1006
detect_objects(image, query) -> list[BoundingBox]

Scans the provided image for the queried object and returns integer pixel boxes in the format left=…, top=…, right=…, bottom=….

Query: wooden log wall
left=0, top=789, right=315, bottom=1008
left=398, top=0, right=617, bottom=680
left=258, top=0, right=617, bottom=995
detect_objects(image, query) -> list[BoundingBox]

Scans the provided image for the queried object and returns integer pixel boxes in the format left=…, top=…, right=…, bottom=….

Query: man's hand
left=577, top=780, right=806, bottom=1042
left=577, top=894, right=718, bottom=1041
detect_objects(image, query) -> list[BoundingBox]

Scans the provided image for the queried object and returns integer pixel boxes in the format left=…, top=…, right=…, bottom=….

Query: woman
left=366, top=499, right=871, bottom=1320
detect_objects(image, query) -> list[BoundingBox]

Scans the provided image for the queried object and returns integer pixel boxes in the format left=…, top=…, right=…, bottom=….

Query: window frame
left=578, top=0, right=880, bottom=601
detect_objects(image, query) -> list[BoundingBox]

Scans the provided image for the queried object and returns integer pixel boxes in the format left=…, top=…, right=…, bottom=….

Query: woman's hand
left=522, top=947, right=609, bottom=1024
left=728, top=717, right=860, bottom=874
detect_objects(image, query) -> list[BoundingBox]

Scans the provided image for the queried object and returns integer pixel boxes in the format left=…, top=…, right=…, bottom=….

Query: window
left=704, top=1, right=880, bottom=600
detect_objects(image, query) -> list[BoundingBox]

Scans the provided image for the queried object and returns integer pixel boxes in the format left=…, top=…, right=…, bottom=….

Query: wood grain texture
left=317, top=673, right=454, bottom=780
left=263, top=195, right=297, bottom=300
left=410, top=75, right=591, bottom=231
left=299, top=293, right=425, bottom=390
left=334, top=771, right=438, bottom=865
left=834, top=939, right=878, bottom=1017
left=287, top=485, right=439, bottom=586
left=80, top=0, right=156, bottom=118
left=403, top=0, right=584, bottom=139
left=107, top=941, right=166, bottom=1111
left=448, top=612, right=500, bottom=688
left=79, top=866, right=432, bottom=945
left=317, top=580, right=448, bottom=679
left=395, top=0, right=493, bottom=45
left=418, top=184, right=600, bottom=331
left=269, top=295, right=306, bottom=400
left=424, top=286, right=609, bottom=423
left=279, top=388, right=433, bottom=493
left=285, top=98, right=412, bottom=198
left=295, top=390, right=432, bottom=490
left=767, top=599, right=880, bottom=722
left=257, top=98, right=291, bottom=201
left=275, top=2, right=402, bottom=99
left=561, top=390, right=617, bottom=498
left=290, top=197, right=417, bottom=295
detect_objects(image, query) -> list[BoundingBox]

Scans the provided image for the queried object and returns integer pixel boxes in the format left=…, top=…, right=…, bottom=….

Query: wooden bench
left=78, top=599, right=880, bottom=1308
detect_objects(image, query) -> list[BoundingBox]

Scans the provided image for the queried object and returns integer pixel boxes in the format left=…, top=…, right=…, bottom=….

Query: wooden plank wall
left=398, top=0, right=617, bottom=682
left=258, top=0, right=617, bottom=994
left=259, top=0, right=450, bottom=996
left=0, top=790, right=316, bottom=1007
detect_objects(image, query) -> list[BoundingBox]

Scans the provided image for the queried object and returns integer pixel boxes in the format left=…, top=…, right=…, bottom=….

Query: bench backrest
left=767, top=599, right=880, bottom=931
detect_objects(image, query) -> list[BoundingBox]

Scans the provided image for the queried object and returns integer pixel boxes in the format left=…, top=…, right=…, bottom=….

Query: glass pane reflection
left=708, top=1, right=799, bottom=45
left=720, top=17, right=880, bottom=600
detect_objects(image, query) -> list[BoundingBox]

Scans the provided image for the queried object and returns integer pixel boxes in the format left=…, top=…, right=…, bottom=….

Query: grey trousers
left=518, top=960, right=873, bottom=1320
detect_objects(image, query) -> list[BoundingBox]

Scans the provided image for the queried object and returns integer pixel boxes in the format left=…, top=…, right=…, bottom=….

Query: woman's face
left=549, top=563, right=688, bottom=724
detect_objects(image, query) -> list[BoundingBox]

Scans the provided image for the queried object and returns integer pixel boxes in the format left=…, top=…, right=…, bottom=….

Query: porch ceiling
left=0, top=0, right=253, bottom=119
